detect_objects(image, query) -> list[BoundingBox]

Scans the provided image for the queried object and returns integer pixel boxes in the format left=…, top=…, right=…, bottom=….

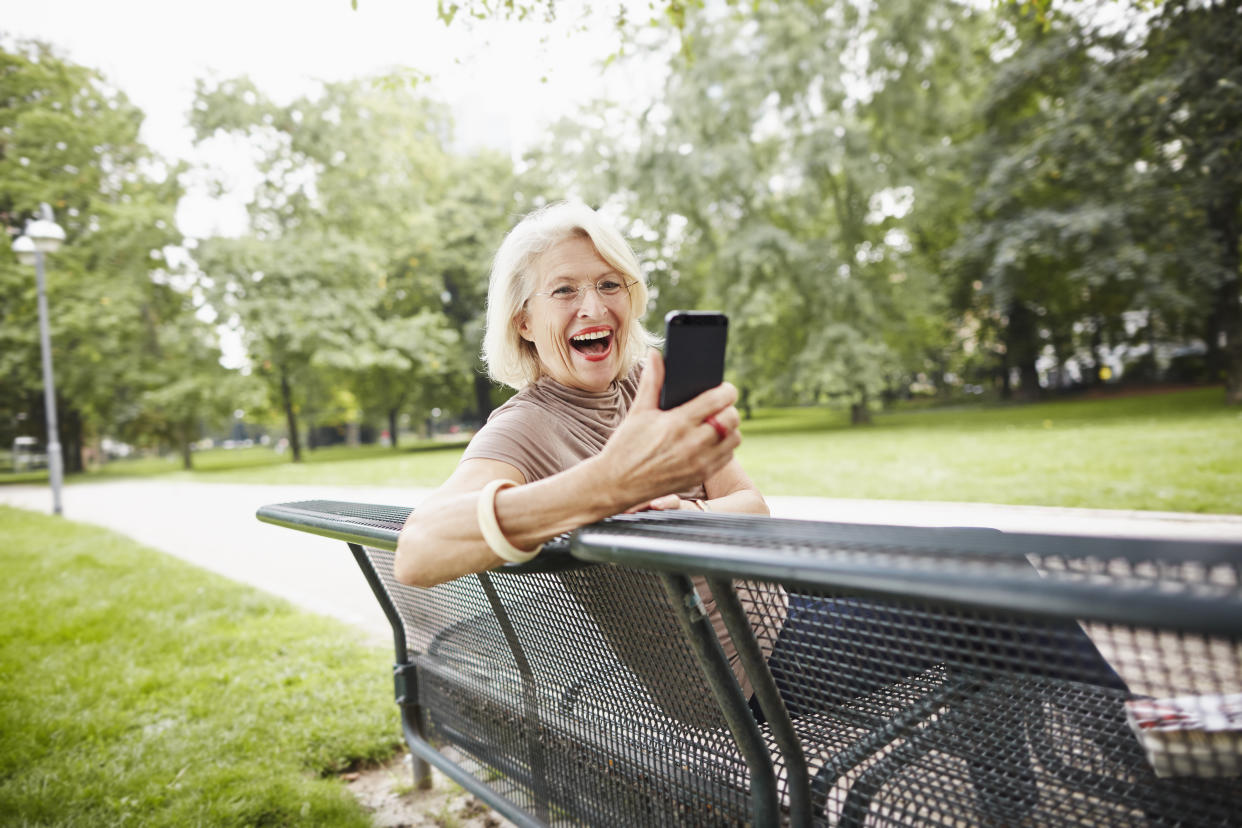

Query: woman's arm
left=703, top=459, right=769, bottom=515
left=642, top=458, right=769, bottom=516
left=395, top=350, right=744, bottom=587
left=394, top=455, right=620, bottom=587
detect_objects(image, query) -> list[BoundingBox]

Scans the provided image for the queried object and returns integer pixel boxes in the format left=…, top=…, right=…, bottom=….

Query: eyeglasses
left=531, top=277, right=639, bottom=304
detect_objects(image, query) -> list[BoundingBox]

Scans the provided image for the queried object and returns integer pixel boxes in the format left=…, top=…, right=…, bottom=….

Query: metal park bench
left=257, top=501, right=1242, bottom=826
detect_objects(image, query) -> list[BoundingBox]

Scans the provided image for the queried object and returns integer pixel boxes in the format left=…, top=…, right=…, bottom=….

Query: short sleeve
left=460, top=402, right=572, bottom=484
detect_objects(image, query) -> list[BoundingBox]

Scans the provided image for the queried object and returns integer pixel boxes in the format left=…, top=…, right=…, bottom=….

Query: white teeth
left=571, top=330, right=610, bottom=342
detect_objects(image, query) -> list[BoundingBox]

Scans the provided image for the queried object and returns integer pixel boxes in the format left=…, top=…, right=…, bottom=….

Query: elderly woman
left=395, top=201, right=782, bottom=723
left=395, top=201, right=769, bottom=587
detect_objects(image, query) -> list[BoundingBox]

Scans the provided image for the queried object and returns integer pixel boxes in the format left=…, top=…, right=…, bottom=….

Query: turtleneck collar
left=532, top=372, right=625, bottom=413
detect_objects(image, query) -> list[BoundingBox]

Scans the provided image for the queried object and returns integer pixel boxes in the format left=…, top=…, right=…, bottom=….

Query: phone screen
left=659, top=311, right=728, bottom=410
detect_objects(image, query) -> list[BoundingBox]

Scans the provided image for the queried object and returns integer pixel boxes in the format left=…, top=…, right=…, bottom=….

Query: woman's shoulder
left=481, top=388, right=547, bottom=430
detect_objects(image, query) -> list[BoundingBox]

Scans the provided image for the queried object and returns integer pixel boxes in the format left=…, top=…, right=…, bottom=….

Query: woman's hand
left=595, top=349, right=742, bottom=511
left=628, top=494, right=703, bottom=513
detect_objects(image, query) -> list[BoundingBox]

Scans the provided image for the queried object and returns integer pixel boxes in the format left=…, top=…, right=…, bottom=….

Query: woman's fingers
left=701, top=405, right=742, bottom=445
left=676, top=381, right=738, bottom=421
left=631, top=348, right=664, bottom=411
left=602, top=364, right=746, bottom=507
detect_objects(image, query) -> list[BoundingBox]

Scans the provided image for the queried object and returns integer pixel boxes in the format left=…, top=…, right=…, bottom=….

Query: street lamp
left=13, top=204, right=67, bottom=516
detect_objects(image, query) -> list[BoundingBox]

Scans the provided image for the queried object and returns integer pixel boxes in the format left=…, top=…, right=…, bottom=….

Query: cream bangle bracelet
left=477, top=479, right=542, bottom=564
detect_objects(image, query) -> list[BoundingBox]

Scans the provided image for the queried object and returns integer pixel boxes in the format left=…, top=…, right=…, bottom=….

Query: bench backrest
left=258, top=501, right=1242, bottom=826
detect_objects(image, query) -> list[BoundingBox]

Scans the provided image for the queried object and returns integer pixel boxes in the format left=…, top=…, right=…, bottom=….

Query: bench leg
left=399, top=703, right=435, bottom=789
left=412, top=755, right=433, bottom=790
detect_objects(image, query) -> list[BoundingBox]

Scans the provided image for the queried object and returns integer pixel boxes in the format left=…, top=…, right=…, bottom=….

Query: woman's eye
left=599, top=279, right=623, bottom=293
left=551, top=285, right=577, bottom=298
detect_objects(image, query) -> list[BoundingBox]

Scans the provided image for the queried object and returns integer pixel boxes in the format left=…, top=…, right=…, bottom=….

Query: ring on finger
left=705, top=413, right=728, bottom=443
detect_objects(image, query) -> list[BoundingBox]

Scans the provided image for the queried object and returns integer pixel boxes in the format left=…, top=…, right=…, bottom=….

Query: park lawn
left=168, top=442, right=471, bottom=488
left=0, top=506, right=400, bottom=827
left=0, top=439, right=472, bottom=489
left=5, top=387, right=1237, bottom=513
left=195, top=387, right=1238, bottom=513
left=735, top=386, right=1241, bottom=514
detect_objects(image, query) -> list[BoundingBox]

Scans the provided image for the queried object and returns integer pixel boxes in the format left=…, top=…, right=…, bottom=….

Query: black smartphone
left=659, top=310, right=728, bottom=410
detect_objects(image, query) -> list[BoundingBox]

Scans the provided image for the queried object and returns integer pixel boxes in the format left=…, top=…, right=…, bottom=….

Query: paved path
left=3, top=481, right=1240, bottom=643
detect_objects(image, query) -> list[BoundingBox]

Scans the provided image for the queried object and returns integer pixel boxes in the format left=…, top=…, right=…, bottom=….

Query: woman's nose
left=577, top=286, right=607, bottom=315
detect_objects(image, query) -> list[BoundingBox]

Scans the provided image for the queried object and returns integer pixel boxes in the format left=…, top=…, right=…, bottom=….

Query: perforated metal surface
left=573, top=513, right=1242, bottom=825
left=259, top=501, right=1242, bottom=826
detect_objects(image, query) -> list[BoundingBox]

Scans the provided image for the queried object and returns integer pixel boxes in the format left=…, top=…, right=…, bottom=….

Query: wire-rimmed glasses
left=531, top=277, right=639, bottom=305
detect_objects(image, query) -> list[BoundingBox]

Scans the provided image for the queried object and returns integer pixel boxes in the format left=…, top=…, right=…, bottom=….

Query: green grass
left=1, top=440, right=471, bottom=489
left=4, top=387, right=1238, bottom=513
left=0, top=506, right=400, bottom=827
left=735, top=386, right=1242, bottom=514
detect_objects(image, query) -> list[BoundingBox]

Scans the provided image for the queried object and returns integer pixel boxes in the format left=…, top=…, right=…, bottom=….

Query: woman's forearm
left=395, top=455, right=628, bottom=588
left=705, top=488, right=770, bottom=516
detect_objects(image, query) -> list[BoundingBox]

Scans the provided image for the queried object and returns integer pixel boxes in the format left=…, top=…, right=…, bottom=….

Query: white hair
left=482, top=201, right=659, bottom=390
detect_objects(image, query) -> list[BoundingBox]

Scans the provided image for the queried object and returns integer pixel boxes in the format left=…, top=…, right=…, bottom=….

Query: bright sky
left=1, top=0, right=649, bottom=236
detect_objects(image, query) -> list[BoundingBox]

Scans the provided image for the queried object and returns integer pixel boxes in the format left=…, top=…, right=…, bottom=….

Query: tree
left=1132, top=0, right=1242, bottom=401
left=129, top=316, right=254, bottom=469
left=524, top=0, right=997, bottom=418
left=191, top=75, right=467, bottom=458
left=194, top=229, right=381, bottom=462
left=949, top=1, right=1241, bottom=401
left=1, top=39, right=190, bottom=468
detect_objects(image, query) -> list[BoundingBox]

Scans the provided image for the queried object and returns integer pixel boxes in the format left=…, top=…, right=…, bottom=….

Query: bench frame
left=258, top=500, right=1242, bottom=827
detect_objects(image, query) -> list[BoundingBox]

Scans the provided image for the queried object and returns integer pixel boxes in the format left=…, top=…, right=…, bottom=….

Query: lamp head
left=24, top=217, right=66, bottom=254
left=12, top=235, right=38, bottom=266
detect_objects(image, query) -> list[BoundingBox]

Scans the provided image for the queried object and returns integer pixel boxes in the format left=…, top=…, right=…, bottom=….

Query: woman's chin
left=567, top=350, right=617, bottom=390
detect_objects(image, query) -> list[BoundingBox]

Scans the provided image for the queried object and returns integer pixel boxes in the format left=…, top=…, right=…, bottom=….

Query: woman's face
left=518, top=234, right=634, bottom=393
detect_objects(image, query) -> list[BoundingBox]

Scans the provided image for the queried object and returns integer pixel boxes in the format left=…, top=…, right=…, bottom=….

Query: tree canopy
left=5, top=0, right=1238, bottom=475
left=1, top=39, right=228, bottom=469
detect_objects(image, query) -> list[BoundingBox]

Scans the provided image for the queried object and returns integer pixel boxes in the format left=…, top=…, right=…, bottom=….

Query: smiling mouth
left=570, top=329, right=613, bottom=360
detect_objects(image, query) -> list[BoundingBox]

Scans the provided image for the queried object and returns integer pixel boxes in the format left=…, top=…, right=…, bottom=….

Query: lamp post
left=13, top=205, right=67, bottom=516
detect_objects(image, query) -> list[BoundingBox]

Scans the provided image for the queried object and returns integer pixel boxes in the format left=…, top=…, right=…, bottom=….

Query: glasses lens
left=542, top=280, right=633, bottom=302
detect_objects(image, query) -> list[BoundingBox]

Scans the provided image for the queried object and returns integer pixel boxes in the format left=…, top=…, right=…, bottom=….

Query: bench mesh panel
left=266, top=502, right=1242, bottom=825
left=581, top=516, right=1242, bottom=826
left=362, top=545, right=757, bottom=825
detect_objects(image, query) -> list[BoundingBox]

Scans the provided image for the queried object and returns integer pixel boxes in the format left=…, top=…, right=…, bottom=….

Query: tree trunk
left=1088, top=319, right=1104, bottom=387
left=1206, top=189, right=1241, bottom=403
left=180, top=426, right=193, bottom=471
left=473, top=372, right=494, bottom=421
left=61, top=405, right=83, bottom=474
left=388, top=408, right=400, bottom=450
left=739, top=386, right=753, bottom=421
left=1005, top=301, right=1042, bottom=401
left=850, top=387, right=872, bottom=425
left=280, top=366, right=303, bottom=462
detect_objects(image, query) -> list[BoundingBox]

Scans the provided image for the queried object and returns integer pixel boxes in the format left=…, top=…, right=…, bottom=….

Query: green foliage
left=130, top=318, right=261, bottom=469
left=13, top=0, right=1237, bottom=475
left=0, top=506, right=397, bottom=826
left=950, top=0, right=1242, bottom=400
left=191, top=75, right=521, bottom=456
left=0, top=39, right=225, bottom=466
left=526, top=0, right=998, bottom=415
left=504, top=0, right=1240, bottom=414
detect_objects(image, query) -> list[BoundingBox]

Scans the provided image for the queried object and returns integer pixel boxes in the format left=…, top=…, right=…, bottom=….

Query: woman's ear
left=516, top=312, right=534, bottom=342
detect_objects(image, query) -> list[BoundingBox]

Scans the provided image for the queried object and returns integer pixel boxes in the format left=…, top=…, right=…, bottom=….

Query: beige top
left=463, top=365, right=788, bottom=718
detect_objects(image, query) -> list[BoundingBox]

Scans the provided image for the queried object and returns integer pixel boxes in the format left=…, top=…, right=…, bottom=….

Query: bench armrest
left=571, top=512, right=1242, bottom=635
left=256, top=499, right=579, bottom=573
